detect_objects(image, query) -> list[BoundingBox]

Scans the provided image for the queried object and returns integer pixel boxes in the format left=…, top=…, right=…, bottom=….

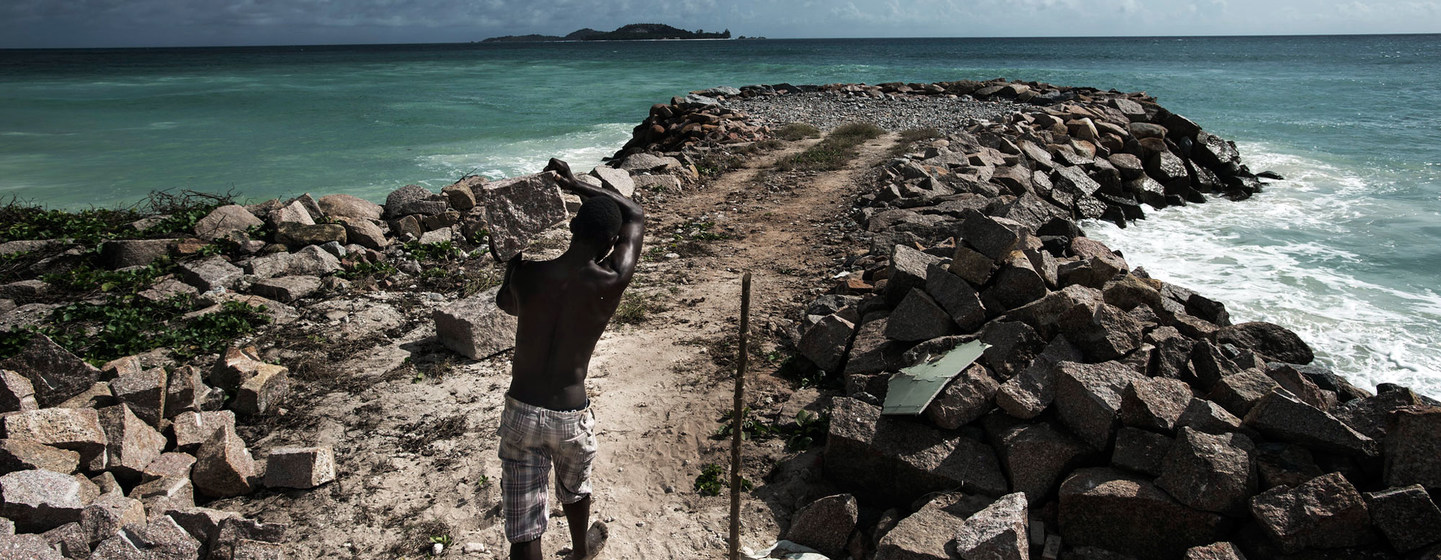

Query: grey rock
left=1059, top=467, right=1227, bottom=558
left=118, top=516, right=202, bottom=560
left=206, top=517, right=286, bottom=560
left=887, top=244, right=943, bottom=305
left=959, top=210, right=1023, bottom=261
left=194, top=205, right=262, bottom=241
left=434, top=286, right=518, bottom=360
left=263, top=446, right=335, bottom=489
left=250, top=275, right=321, bottom=303
left=274, top=222, right=346, bottom=247
left=2, top=408, right=108, bottom=472
left=286, top=244, right=343, bottom=276
left=884, top=289, right=957, bottom=342
left=441, top=183, right=477, bottom=212
left=799, top=314, right=856, bottom=373
left=1177, top=398, right=1244, bottom=435
left=243, top=251, right=292, bottom=279
left=978, top=320, right=1045, bottom=380
left=0, top=279, right=51, bottom=303
left=191, top=424, right=257, bottom=498
left=478, top=172, right=569, bottom=261
left=950, top=244, right=995, bottom=286
left=989, top=418, right=1092, bottom=504
left=924, top=363, right=999, bottom=430
left=844, top=316, right=900, bottom=376
left=1248, top=472, right=1375, bottom=553
left=98, top=239, right=177, bottom=269
left=318, top=194, right=383, bottom=222
left=0, top=368, right=38, bottom=413
left=874, top=495, right=970, bottom=560
left=384, top=184, right=448, bottom=218
left=995, top=335, right=1082, bottom=419
left=619, top=153, right=682, bottom=173
left=1216, top=322, right=1314, bottom=365
left=179, top=256, right=243, bottom=292
left=631, top=173, right=682, bottom=193
left=267, top=200, right=315, bottom=226
left=129, top=475, right=194, bottom=518
left=233, top=362, right=289, bottom=416
left=340, top=218, right=387, bottom=250
left=591, top=166, right=636, bottom=198
left=987, top=252, right=1049, bottom=311
left=0, top=468, right=84, bottom=532
left=1385, top=405, right=1441, bottom=490
left=1182, top=542, right=1246, bottom=560
left=1120, top=377, right=1193, bottom=433
left=166, top=507, right=241, bottom=551
left=1264, top=363, right=1335, bottom=412
left=1005, top=284, right=1104, bottom=335
left=1057, top=300, right=1142, bottom=362
left=1156, top=428, right=1256, bottom=515
left=1365, top=484, right=1441, bottom=552
left=43, top=521, right=89, bottom=558
left=165, top=366, right=206, bottom=419
left=1207, top=369, right=1280, bottom=418
left=950, top=492, right=1028, bottom=560
left=109, top=368, right=167, bottom=427
left=1111, top=426, right=1172, bottom=476
left=925, top=263, right=986, bottom=332
left=824, top=397, right=1008, bottom=506
left=172, top=411, right=236, bottom=453
left=1054, top=361, right=1146, bottom=450
left=0, top=333, right=100, bottom=409
left=80, top=494, right=146, bottom=547
left=141, top=452, right=197, bottom=483
left=1244, top=389, right=1377, bottom=457
left=97, top=404, right=166, bottom=479
left=0, top=438, right=81, bottom=474
left=785, top=493, right=857, bottom=559
left=0, top=533, right=65, bottom=559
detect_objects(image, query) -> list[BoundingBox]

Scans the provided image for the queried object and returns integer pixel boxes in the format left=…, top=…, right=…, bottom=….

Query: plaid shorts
left=498, top=395, right=598, bottom=544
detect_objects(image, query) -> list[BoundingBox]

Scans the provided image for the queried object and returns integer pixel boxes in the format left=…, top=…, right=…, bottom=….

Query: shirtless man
left=494, top=158, right=644, bottom=560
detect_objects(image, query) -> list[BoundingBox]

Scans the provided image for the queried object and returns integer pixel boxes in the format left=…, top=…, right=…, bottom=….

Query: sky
left=1, top=0, right=1438, bottom=49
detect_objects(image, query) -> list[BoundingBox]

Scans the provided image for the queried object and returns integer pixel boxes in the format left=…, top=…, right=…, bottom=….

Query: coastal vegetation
left=483, top=23, right=730, bottom=43
left=776, top=121, right=885, bottom=171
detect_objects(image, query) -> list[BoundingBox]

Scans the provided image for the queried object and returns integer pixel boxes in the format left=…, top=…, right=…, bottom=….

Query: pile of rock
left=0, top=335, right=334, bottom=558
left=762, top=84, right=1441, bottom=559
left=614, top=88, right=768, bottom=157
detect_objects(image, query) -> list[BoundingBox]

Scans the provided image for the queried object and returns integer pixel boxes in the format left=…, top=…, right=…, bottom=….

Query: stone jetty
left=620, top=79, right=1441, bottom=559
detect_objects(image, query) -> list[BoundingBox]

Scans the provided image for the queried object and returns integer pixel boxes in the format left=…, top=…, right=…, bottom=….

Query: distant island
left=483, top=23, right=731, bottom=43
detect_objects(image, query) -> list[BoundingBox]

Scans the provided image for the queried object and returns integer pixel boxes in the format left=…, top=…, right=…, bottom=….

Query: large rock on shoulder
left=434, top=286, right=519, bottom=360
left=478, top=172, right=569, bottom=261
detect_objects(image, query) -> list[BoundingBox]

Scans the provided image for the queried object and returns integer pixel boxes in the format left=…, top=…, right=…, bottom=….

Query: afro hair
left=570, top=196, right=623, bottom=244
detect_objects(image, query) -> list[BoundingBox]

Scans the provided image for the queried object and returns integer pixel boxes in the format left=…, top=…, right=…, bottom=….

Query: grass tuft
left=776, top=121, right=886, bottom=172
left=773, top=123, right=821, bottom=141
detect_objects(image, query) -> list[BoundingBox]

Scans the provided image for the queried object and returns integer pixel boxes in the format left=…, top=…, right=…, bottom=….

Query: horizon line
left=2, top=31, right=1438, bottom=51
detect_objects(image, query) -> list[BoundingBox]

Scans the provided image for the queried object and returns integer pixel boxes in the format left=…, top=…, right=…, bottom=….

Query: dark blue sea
left=1, top=36, right=1438, bottom=393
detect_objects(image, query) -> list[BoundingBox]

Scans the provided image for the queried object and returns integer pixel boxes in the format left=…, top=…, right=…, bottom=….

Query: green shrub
left=774, top=123, right=821, bottom=141
left=776, top=121, right=885, bottom=172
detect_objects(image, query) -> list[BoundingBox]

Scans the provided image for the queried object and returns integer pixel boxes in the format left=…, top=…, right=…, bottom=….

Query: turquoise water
left=2, top=36, right=1439, bottom=394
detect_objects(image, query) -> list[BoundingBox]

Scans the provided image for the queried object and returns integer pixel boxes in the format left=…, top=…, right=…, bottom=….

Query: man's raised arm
left=545, top=159, right=645, bottom=280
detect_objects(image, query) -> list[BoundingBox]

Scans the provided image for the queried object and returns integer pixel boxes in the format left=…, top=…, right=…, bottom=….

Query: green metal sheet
left=881, top=340, right=990, bottom=415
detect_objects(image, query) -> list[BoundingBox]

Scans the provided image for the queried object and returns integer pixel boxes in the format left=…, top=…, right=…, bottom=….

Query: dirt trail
left=228, top=132, right=899, bottom=559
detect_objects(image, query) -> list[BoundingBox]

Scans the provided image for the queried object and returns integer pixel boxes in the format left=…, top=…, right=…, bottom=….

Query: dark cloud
left=0, top=0, right=1436, bottom=48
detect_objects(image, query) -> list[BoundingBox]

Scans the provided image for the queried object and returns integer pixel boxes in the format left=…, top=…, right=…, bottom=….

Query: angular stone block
left=263, top=446, right=335, bottom=489
left=110, top=368, right=167, bottom=427
left=286, top=244, right=343, bottom=276
left=989, top=418, right=1092, bottom=504
left=925, top=263, right=986, bottom=332
left=1248, top=472, right=1375, bottom=553
left=165, top=365, right=207, bottom=419
left=950, top=244, right=995, bottom=286
left=1385, top=405, right=1441, bottom=490
left=207, top=517, right=287, bottom=560
left=40, top=522, right=88, bottom=559
left=191, top=425, right=257, bottom=498
left=0, top=468, right=85, bottom=533
left=784, top=493, right=857, bottom=560
left=250, top=275, right=321, bottom=303
left=385, top=184, right=448, bottom=218
left=1156, top=428, right=1256, bottom=515
left=1183, top=542, right=1246, bottom=560
left=97, top=404, right=166, bottom=480
left=875, top=495, right=970, bottom=560
left=267, top=200, right=315, bottom=227
left=0, top=438, right=80, bottom=474
left=591, top=166, right=636, bottom=198
left=2, top=408, right=108, bottom=472
left=210, top=346, right=266, bottom=393
left=129, top=475, right=195, bottom=518
left=1054, top=361, right=1145, bottom=450
left=233, top=363, right=289, bottom=416
left=0, top=369, right=38, bottom=413
left=179, top=256, right=244, bottom=292
left=1216, top=321, right=1313, bottom=365
left=951, top=492, right=1028, bottom=560
left=80, top=494, right=146, bottom=547
left=1057, top=301, right=1142, bottom=362
left=1059, top=467, right=1227, bottom=559
left=0, top=333, right=100, bottom=409
left=824, top=397, right=1007, bottom=506
left=887, top=244, right=943, bottom=305
left=1206, top=368, right=1279, bottom=418
left=142, top=452, right=197, bottom=483
left=1244, top=389, right=1376, bottom=457
left=433, top=286, right=518, bottom=360
left=166, top=507, right=242, bottom=550
left=172, top=410, right=237, bottom=453
left=884, top=288, right=957, bottom=342
left=924, top=363, right=999, bottom=430
left=995, top=335, right=1082, bottom=419
left=118, top=516, right=202, bottom=560
left=799, top=313, right=856, bottom=373
left=194, top=205, right=263, bottom=241
left=318, top=194, right=383, bottom=222
left=340, top=218, right=388, bottom=250
left=1111, top=426, right=1172, bottom=476
left=478, top=172, right=568, bottom=261
left=1120, top=377, right=1193, bottom=433
left=1364, top=484, right=1441, bottom=552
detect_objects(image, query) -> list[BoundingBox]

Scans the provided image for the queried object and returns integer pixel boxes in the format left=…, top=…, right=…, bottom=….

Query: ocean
left=1, top=36, right=1438, bottom=396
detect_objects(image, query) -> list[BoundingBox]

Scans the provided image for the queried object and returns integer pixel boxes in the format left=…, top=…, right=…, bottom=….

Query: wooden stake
left=729, top=272, right=752, bottom=560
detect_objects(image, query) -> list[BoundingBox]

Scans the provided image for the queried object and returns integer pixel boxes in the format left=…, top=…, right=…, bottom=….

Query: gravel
left=725, top=91, right=1025, bottom=136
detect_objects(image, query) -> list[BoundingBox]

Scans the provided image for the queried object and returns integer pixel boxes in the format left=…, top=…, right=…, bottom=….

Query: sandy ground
left=218, top=132, right=900, bottom=559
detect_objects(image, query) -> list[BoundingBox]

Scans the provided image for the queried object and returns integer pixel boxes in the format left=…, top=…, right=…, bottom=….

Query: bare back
left=504, top=257, right=628, bottom=410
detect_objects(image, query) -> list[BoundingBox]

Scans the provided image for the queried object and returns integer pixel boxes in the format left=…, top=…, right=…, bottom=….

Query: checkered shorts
left=498, top=395, right=598, bottom=544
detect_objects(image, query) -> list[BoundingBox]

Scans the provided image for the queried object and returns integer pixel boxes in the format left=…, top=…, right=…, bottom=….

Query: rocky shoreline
left=0, top=77, right=1438, bottom=559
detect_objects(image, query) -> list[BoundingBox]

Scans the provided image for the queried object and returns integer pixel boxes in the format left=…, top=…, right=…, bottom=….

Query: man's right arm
left=495, top=253, right=522, bottom=316
left=545, top=158, right=645, bottom=282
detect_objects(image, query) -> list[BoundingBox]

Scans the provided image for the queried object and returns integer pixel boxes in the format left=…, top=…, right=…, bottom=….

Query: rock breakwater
left=616, top=79, right=1441, bottom=559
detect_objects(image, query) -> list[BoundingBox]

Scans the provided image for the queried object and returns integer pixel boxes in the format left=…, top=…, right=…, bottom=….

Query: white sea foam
left=1086, top=143, right=1441, bottom=398
left=415, top=123, right=633, bottom=186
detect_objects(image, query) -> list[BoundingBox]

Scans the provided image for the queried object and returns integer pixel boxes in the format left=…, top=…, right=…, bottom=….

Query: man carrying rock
left=494, top=158, right=644, bottom=560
